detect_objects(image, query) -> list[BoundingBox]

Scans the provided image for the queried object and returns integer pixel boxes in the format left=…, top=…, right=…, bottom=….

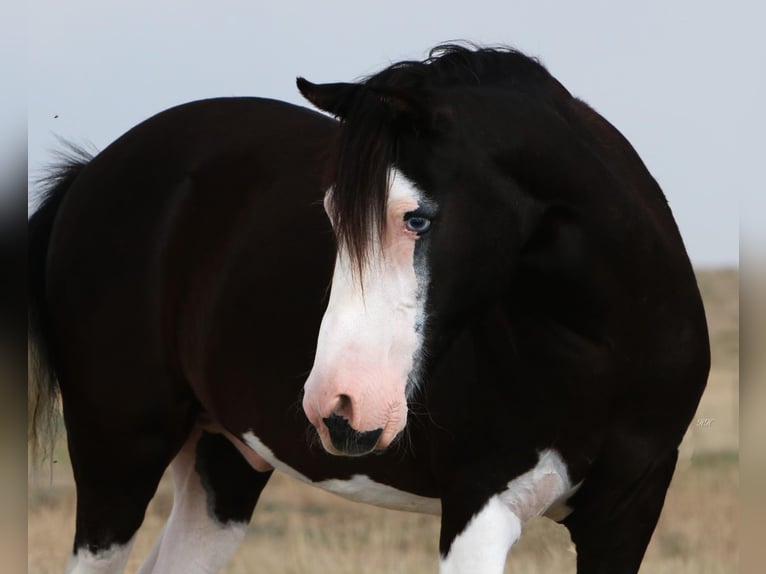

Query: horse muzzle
left=322, top=413, right=383, bottom=455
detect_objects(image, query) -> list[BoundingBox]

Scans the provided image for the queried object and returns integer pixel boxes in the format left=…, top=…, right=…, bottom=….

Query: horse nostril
left=333, top=394, right=353, bottom=419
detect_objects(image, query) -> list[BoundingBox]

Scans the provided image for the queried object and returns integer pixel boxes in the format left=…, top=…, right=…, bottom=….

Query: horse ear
left=297, top=77, right=450, bottom=135
left=296, top=78, right=362, bottom=119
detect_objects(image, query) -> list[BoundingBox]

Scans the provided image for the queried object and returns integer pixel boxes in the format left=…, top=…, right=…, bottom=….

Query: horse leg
left=438, top=450, right=574, bottom=574
left=563, top=448, right=679, bottom=574
left=137, top=427, right=272, bottom=574
left=62, top=394, right=194, bottom=574
left=439, top=494, right=521, bottom=574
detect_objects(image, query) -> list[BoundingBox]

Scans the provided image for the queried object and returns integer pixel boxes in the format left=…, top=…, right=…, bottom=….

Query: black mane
left=330, top=44, right=566, bottom=274
left=368, top=43, right=553, bottom=93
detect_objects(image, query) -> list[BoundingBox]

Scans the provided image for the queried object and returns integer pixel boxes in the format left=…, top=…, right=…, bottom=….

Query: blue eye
left=405, top=215, right=431, bottom=234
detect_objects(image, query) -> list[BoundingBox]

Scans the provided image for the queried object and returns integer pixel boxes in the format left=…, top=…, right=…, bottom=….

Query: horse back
left=45, top=98, right=338, bottom=424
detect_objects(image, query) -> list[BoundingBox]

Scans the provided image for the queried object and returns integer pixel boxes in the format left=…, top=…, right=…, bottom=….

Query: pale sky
left=26, top=0, right=764, bottom=266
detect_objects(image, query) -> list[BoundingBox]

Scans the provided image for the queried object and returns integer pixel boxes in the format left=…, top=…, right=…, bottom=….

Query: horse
left=28, top=44, right=710, bottom=574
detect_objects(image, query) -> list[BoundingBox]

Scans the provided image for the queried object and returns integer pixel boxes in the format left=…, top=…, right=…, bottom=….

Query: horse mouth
left=320, top=414, right=384, bottom=456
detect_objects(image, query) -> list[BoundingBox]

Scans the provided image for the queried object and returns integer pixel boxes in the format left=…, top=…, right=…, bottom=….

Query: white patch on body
left=64, top=538, right=136, bottom=574
left=440, top=449, right=578, bottom=573
left=302, top=169, right=430, bottom=450
left=242, top=431, right=441, bottom=514
left=137, top=428, right=249, bottom=574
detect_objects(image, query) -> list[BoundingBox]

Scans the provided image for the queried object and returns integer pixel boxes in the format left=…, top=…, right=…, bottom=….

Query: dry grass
left=27, top=269, right=738, bottom=573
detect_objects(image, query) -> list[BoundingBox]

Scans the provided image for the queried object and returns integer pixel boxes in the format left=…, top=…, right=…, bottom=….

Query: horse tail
left=28, top=144, right=92, bottom=463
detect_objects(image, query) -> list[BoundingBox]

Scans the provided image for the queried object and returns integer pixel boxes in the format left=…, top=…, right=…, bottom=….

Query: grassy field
left=28, top=269, right=739, bottom=573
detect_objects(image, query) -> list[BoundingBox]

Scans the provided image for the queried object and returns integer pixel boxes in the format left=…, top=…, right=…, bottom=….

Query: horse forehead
left=388, top=169, right=421, bottom=205
left=322, top=169, right=421, bottom=213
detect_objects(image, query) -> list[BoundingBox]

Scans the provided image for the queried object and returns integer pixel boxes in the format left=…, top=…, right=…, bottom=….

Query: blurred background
left=2, top=1, right=29, bottom=572
left=14, top=0, right=763, bottom=572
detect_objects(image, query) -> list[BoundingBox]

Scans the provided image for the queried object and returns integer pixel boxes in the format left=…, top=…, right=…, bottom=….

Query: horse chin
left=318, top=436, right=377, bottom=457
left=317, top=432, right=398, bottom=457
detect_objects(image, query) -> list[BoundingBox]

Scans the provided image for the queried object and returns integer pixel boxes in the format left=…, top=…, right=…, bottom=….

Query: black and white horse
left=29, top=45, right=709, bottom=574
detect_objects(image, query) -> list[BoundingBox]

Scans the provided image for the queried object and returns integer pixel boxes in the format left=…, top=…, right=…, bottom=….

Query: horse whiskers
left=407, top=396, right=452, bottom=438
left=303, top=422, right=322, bottom=450
left=381, top=401, right=415, bottom=460
left=289, top=388, right=306, bottom=418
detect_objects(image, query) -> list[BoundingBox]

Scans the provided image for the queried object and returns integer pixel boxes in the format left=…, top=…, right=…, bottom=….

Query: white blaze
left=303, top=169, right=428, bottom=449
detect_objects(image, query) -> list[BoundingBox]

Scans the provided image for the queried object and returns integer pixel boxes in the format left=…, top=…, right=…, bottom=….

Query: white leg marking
left=136, top=430, right=248, bottom=574
left=439, top=497, right=521, bottom=574
left=134, top=528, right=163, bottom=574
left=64, top=538, right=136, bottom=574
left=440, top=449, right=579, bottom=573
left=500, top=449, right=580, bottom=523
